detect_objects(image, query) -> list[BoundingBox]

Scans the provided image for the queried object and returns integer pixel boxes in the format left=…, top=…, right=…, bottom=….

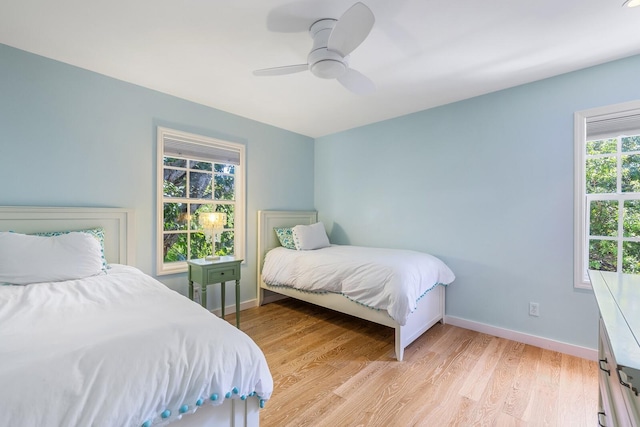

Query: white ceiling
left=1, top=0, right=639, bottom=138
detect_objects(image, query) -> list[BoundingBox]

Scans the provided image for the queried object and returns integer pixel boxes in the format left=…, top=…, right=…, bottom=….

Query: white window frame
left=156, top=127, right=245, bottom=275
left=574, top=100, right=640, bottom=288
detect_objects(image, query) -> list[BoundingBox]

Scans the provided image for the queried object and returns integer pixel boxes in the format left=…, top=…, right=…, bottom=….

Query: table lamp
left=199, top=212, right=227, bottom=260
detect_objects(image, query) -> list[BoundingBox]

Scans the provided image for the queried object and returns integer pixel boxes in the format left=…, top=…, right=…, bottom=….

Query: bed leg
left=395, top=327, right=404, bottom=361
left=439, top=285, right=446, bottom=325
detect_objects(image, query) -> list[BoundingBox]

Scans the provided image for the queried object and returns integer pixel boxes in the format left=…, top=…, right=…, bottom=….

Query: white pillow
left=0, top=231, right=105, bottom=285
left=292, top=222, right=330, bottom=250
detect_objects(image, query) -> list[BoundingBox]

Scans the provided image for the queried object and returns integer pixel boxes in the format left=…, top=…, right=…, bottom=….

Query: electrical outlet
left=529, top=302, right=539, bottom=317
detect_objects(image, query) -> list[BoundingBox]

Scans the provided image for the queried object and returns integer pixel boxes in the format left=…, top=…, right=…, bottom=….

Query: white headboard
left=0, top=206, right=135, bottom=265
left=256, top=210, right=317, bottom=303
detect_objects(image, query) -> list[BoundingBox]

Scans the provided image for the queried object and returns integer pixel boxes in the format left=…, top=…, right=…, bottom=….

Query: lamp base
left=205, top=255, right=221, bottom=261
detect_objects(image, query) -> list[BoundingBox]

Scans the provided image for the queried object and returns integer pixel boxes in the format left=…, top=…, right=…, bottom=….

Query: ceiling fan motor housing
left=308, top=18, right=349, bottom=79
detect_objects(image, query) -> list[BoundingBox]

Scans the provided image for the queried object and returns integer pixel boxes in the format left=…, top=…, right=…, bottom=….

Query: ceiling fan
left=253, top=2, right=376, bottom=95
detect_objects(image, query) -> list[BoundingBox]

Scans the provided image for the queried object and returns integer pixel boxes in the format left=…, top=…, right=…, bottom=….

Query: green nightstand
left=187, top=257, right=243, bottom=328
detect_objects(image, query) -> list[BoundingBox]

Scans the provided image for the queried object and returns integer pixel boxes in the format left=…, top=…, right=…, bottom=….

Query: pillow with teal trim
left=273, top=227, right=296, bottom=249
left=0, top=231, right=105, bottom=285
left=292, top=222, right=330, bottom=250
left=33, top=228, right=109, bottom=270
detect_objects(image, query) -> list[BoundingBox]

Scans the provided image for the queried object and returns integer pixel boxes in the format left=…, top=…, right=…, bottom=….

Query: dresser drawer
left=618, top=368, right=640, bottom=423
left=599, top=369, right=618, bottom=427
left=207, top=267, right=238, bottom=283
left=599, top=318, right=639, bottom=427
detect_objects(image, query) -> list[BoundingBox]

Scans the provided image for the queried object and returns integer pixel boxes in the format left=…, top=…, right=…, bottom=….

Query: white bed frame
left=0, top=206, right=261, bottom=427
left=257, top=210, right=445, bottom=361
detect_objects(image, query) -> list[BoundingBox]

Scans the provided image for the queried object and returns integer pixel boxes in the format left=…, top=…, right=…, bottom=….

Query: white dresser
left=589, top=270, right=640, bottom=427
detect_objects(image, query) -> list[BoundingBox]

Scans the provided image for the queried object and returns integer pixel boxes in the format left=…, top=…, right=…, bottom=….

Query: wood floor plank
left=502, top=343, right=543, bottom=421
left=353, top=349, right=443, bottom=426
left=238, top=299, right=599, bottom=426
left=493, top=411, right=527, bottom=427
left=521, top=349, right=562, bottom=425
left=558, top=353, right=588, bottom=426
left=581, top=357, right=599, bottom=423
left=392, top=351, right=471, bottom=426
left=459, top=336, right=510, bottom=401
left=406, top=331, right=498, bottom=425
left=419, top=394, right=476, bottom=426
left=463, top=340, right=525, bottom=425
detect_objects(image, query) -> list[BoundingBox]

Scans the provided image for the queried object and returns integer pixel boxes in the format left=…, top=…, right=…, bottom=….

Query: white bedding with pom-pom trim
left=0, top=264, right=272, bottom=427
left=262, top=245, right=455, bottom=326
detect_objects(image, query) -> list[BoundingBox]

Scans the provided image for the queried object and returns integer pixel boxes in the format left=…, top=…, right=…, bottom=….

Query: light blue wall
left=0, top=43, right=314, bottom=306
left=315, top=54, right=640, bottom=349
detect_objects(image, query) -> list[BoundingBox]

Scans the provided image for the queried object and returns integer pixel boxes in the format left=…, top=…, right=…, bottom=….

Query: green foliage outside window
left=587, top=135, right=640, bottom=274
left=163, top=157, right=236, bottom=263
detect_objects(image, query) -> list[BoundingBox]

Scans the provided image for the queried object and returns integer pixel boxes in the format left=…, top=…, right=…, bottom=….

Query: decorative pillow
left=0, top=231, right=105, bottom=285
left=291, top=222, right=330, bottom=250
left=34, top=228, right=108, bottom=270
left=273, top=227, right=296, bottom=249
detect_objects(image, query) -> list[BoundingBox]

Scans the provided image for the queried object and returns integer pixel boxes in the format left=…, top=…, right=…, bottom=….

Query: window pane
left=164, top=233, right=187, bottom=262
left=190, top=231, right=232, bottom=258
left=215, top=174, right=235, bottom=200
left=589, top=239, right=617, bottom=272
left=622, top=154, right=640, bottom=192
left=621, top=135, right=640, bottom=152
left=214, top=164, right=235, bottom=174
left=590, top=200, right=618, bottom=237
left=219, top=230, right=234, bottom=256
left=623, top=241, right=640, bottom=274
left=190, top=171, right=213, bottom=199
left=213, top=204, right=234, bottom=228
left=586, top=157, right=616, bottom=194
left=190, top=160, right=212, bottom=171
left=163, top=203, right=188, bottom=231
left=164, top=169, right=186, bottom=197
left=190, top=232, right=211, bottom=260
left=586, top=138, right=617, bottom=155
left=624, top=200, right=640, bottom=237
left=191, top=203, right=217, bottom=230
left=164, top=157, right=186, bottom=168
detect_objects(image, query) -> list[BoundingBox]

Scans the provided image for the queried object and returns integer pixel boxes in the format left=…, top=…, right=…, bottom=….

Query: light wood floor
left=235, top=299, right=598, bottom=427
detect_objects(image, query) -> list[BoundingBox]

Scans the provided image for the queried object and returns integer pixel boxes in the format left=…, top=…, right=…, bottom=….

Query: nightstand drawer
left=207, top=267, right=238, bottom=283
left=187, top=257, right=243, bottom=328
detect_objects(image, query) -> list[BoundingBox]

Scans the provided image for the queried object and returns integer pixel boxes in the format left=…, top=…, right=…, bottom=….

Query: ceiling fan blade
left=327, top=2, right=375, bottom=57
left=253, top=64, right=309, bottom=76
left=337, top=68, right=375, bottom=95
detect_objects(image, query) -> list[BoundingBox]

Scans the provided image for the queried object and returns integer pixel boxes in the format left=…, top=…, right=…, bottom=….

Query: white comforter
left=0, top=265, right=273, bottom=427
left=262, top=245, right=455, bottom=326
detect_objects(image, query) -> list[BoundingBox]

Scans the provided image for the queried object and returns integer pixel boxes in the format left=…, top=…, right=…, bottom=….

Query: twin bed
left=0, top=206, right=272, bottom=427
left=257, top=210, right=455, bottom=362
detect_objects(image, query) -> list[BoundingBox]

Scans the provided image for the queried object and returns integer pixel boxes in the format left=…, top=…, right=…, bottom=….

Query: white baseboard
left=445, top=315, right=597, bottom=361
left=210, top=299, right=258, bottom=317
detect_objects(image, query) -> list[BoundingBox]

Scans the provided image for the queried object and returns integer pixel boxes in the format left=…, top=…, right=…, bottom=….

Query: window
left=157, top=127, right=245, bottom=275
left=574, top=101, right=640, bottom=288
